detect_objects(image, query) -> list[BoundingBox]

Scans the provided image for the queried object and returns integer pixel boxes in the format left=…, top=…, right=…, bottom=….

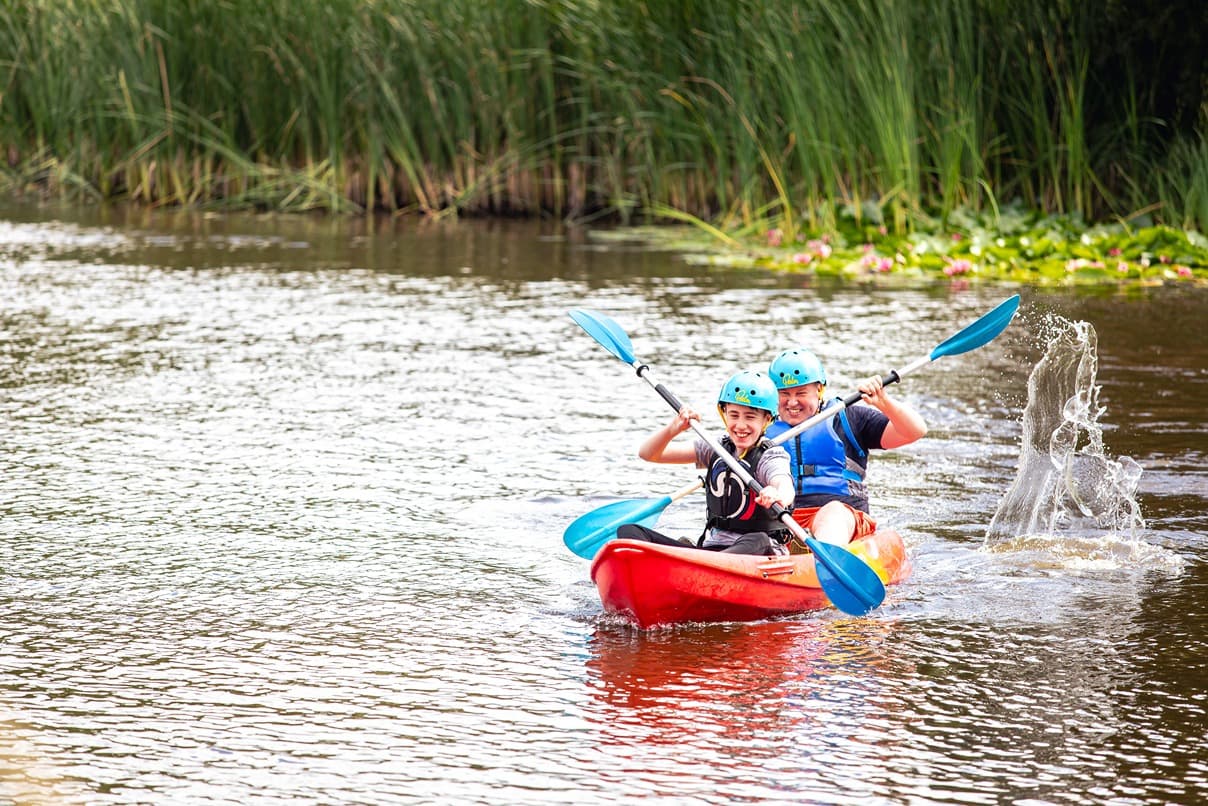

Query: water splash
left=986, top=316, right=1157, bottom=562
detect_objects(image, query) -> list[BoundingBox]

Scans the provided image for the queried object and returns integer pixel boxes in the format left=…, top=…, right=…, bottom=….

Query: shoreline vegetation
left=595, top=207, right=1208, bottom=288
left=1, top=1, right=1204, bottom=285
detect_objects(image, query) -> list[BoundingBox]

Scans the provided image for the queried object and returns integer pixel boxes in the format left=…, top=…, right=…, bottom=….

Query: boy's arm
left=637, top=407, right=701, bottom=464
left=753, top=448, right=795, bottom=509
left=754, top=471, right=795, bottom=509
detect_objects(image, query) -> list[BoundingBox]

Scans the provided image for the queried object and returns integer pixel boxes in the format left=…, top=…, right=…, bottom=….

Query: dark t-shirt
left=791, top=404, right=889, bottom=511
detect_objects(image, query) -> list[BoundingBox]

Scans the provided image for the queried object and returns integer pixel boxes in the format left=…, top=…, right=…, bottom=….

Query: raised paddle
left=772, top=294, right=1021, bottom=444
left=562, top=294, right=1023, bottom=561
left=567, top=308, right=886, bottom=617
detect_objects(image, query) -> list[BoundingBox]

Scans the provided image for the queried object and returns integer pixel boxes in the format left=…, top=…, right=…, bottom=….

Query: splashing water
left=986, top=316, right=1157, bottom=564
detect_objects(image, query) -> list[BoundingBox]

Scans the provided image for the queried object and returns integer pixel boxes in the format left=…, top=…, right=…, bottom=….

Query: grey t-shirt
left=693, top=437, right=791, bottom=551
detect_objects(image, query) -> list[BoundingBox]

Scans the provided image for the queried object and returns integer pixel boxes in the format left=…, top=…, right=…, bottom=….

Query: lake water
left=1, top=203, right=1205, bottom=804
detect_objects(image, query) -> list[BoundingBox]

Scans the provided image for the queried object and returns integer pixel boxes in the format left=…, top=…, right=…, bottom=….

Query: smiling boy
left=617, top=370, right=795, bottom=555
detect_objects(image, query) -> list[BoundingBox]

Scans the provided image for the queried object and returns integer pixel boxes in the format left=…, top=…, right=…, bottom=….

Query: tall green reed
left=0, top=0, right=1200, bottom=233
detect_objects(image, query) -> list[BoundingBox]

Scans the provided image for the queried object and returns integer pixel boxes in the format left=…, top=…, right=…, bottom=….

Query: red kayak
left=590, top=529, right=912, bottom=628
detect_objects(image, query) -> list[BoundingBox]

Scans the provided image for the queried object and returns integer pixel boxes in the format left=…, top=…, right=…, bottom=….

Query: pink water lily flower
left=1065, top=258, right=1105, bottom=272
left=943, top=258, right=973, bottom=276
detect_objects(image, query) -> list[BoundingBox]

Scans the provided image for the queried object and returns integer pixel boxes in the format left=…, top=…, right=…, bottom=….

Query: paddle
left=567, top=308, right=886, bottom=617
left=773, top=293, right=1022, bottom=444
left=562, top=481, right=701, bottom=561
left=563, top=294, right=1023, bottom=561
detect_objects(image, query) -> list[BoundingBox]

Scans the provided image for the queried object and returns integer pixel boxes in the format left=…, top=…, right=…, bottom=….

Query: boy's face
left=720, top=403, right=772, bottom=452
left=777, top=383, right=823, bottom=425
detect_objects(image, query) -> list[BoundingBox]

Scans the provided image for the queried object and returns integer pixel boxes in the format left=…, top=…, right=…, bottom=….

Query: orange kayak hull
left=589, top=529, right=911, bottom=628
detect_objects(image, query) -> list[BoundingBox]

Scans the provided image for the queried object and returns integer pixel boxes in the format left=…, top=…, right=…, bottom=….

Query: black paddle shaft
left=641, top=367, right=684, bottom=411
left=838, top=370, right=902, bottom=407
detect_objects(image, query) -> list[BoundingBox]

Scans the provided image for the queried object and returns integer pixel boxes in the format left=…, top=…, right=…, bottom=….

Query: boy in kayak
left=617, top=370, right=796, bottom=555
left=766, top=348, right=927, bottom=547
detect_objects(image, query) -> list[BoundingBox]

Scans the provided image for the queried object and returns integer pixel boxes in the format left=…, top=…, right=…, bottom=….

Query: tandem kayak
left=589, top=529, right=912, bottom=628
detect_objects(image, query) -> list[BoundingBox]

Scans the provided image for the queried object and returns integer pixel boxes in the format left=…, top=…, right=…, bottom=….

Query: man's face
left=777, top=383, right=823, bottom=424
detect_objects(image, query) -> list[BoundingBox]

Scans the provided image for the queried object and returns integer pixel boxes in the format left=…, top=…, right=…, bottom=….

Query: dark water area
left=1, top=202, right=1205, bottom=804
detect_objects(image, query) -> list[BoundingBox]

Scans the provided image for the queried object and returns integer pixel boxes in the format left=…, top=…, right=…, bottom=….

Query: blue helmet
left=769, top=348, right=826, bottom=389
left=717, top=370, right=779, bottom=417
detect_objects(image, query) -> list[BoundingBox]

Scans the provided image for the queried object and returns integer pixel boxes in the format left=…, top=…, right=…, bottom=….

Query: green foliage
left=0, top=0, right=1202, bottom=235
left=663, top=203, right=1208, bottom=287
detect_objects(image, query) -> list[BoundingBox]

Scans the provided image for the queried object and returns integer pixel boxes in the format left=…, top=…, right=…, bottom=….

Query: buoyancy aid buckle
left=768, top=528, right=791, bottom=545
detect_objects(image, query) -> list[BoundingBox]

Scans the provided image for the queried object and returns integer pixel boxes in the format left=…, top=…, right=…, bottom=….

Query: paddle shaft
left=664, top=480, right=703, bottom=505
left=770, top=295, right=1020, bottom=444
left=772, top=360, right=931, bottom=444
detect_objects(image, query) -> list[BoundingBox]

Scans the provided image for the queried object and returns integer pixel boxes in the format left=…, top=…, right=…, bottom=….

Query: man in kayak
left=766, top=347, right=927, bottom=548
left=617, top=370, right=796, bottom=555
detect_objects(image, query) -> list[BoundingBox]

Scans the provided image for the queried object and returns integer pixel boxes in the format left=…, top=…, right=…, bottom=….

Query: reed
left=0, top=0, right=1201, bottom=232
left=1151, top=133, right=1208, bottom=232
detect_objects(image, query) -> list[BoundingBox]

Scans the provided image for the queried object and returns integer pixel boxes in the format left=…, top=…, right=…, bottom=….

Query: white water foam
left=985, top=315, right=1180, bottom=571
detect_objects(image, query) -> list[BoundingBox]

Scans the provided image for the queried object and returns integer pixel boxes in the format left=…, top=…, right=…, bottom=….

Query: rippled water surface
left=2, top=204, right=1206, bottom=804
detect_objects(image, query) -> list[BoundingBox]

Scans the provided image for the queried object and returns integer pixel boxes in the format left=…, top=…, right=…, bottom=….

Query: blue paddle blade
left=930, top=294, right=1021, bottom=360
left=568, top=309, right=637, bottom=365
left=563, top=495, right=672, bottom=560
left=808, top=537, right=887, bottom=616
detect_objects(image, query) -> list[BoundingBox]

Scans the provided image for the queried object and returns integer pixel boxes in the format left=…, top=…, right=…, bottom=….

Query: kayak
left=589, top=529, right=911, bottom=628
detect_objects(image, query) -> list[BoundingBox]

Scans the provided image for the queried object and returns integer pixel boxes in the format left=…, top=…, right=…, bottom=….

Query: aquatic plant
left=599, top=205, right=1208, bottom=287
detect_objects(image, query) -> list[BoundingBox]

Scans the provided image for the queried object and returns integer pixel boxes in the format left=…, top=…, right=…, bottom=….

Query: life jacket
left=703, top=436, right=783, bottom=535
left=766, top=401, right=868, bottom=503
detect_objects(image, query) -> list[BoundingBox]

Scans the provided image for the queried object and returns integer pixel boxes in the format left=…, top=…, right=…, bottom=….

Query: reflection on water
left=1, top=203, right=1206, bottom=804
left=582, top=604, right=1208, bottom=805
left=583, top=620, right=907, bottom=802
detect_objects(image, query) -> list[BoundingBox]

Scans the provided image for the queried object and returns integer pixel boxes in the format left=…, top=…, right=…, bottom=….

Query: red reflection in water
left=583, top=617, right=907, bottom=758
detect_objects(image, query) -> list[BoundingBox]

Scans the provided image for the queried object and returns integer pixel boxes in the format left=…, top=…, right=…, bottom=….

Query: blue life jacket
left=766, top=401, right=868, bottom=509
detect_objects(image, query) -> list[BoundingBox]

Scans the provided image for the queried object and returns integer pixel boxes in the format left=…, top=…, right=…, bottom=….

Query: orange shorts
left=791, top=504, right=878, bottom=539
